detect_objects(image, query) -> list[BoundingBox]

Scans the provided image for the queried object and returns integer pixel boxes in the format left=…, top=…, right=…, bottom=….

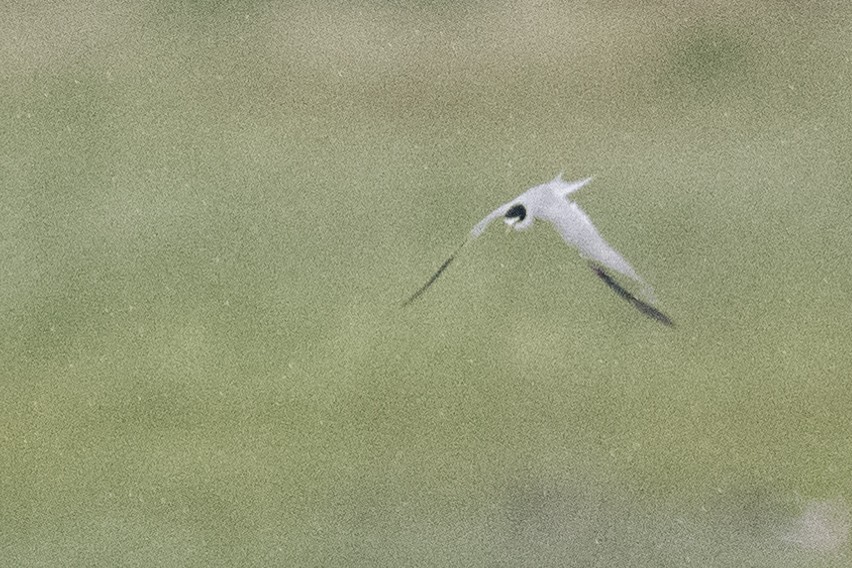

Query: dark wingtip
left=589, top=264, right=675, bottom=327
left=402, top=254, right=456, bottom=307
left=631, top=299, right=675, bottom=327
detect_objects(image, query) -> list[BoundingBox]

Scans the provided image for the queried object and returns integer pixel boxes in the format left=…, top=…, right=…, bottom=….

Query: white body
left=403, top=173, right=671, bottom=325
left=471, top=174, right=650, bottom=295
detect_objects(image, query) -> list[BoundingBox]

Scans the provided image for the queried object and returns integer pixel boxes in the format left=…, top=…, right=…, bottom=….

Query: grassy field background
left=2, top=2, right=850, bottom=566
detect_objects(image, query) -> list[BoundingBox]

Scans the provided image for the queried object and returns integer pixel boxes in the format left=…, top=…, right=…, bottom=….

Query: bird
left=403, top=173, right=673, bottom=326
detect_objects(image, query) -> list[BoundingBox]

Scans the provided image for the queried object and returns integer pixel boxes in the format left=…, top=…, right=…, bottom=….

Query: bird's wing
left=402, top=251, right=459, bottom=307
left=470, top=201, right=513, bottom=238
left=403, top=199, right=513, bottom=306
left=548, top=201, right=646, bottom=286
left=589, top=264, right=673, bottom=326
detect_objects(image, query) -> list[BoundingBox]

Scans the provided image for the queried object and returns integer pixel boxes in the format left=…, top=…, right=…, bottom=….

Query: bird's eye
left=505, top=204, right=526, bottom=221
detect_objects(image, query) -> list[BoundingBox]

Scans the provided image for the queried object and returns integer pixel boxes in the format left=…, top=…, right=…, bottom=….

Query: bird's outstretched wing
left=403, top=201, right=514, bottom=306
left=549, top=201, right=646, bottom=287
left=470, top=202, right=513, bottom=238
left=589, top=264, right=674, bottom=326
left=402, top=251, right=458, bottom=307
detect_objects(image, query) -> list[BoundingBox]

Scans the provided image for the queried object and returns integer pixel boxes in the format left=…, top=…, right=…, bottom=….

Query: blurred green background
left=2, top=2, right=850, bottom=566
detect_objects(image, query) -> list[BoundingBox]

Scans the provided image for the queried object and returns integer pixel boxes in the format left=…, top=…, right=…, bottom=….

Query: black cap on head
left=505, top=204, right=526, bottom=222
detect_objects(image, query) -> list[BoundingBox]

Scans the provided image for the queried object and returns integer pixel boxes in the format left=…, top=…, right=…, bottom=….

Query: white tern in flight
left=403, top=173, right=673, bottom=326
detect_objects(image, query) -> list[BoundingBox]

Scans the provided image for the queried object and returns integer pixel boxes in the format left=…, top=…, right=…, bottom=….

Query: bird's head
left=504, top=203, right=533, bottom=231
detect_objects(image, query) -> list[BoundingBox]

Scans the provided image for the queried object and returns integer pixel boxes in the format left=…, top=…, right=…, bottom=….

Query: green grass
left=1, top=3, right=850, bottom=566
